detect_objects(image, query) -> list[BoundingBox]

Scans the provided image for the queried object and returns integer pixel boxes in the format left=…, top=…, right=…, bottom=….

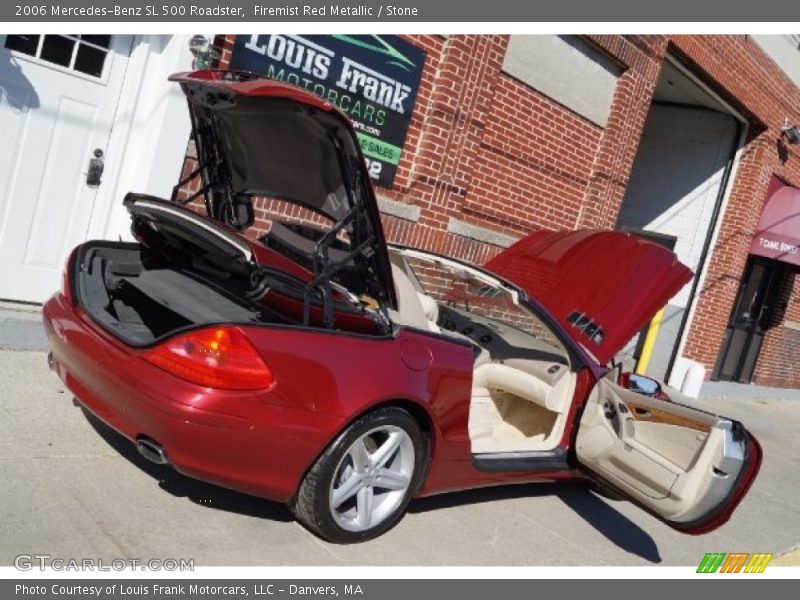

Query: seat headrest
left=389, top=262, right=433, bottom=331
left=417, top=291, right=440, bottom=324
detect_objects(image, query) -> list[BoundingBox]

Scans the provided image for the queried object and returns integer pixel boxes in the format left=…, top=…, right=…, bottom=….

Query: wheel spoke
left=348, top=437, right=371, bottom=473
left=374, top=468, right=409, bottom=491
left=371, top=431, right=403, bottom=469
left=329, top=424, right=416, bottom=534
left=356, top=485, right=374, bottom=528
left=331, top=472, right=364, bottom=509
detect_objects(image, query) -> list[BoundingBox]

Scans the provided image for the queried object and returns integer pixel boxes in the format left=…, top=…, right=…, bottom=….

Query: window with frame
left=501, top=35, right=622, bottom=128
left=4, top=35, right=112, bottom=78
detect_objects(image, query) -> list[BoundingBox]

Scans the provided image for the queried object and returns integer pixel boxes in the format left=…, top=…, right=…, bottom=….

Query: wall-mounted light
left=781, top=118, right=800, bottom=145
left=188, top=35, right=220, bottom=69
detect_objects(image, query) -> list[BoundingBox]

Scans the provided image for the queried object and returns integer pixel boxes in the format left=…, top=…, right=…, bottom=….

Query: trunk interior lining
left=77, top=243, right=289, bottom=347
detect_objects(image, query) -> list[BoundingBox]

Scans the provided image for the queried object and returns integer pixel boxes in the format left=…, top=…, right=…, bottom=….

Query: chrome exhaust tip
left=136, top=437, right=169, bottom=465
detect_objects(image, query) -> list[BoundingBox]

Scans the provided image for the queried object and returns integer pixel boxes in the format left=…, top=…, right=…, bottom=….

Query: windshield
left=393, top=248, right=568, bottom=360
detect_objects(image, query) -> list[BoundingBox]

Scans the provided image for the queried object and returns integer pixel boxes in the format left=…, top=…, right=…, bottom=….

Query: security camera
left=189, top=35, right=211, bottom=56
left=781, top=119, right=800, bottom=145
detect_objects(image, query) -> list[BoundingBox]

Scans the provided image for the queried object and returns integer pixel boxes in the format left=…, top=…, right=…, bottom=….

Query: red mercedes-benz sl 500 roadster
left=43, top=70, right=761, bottom=543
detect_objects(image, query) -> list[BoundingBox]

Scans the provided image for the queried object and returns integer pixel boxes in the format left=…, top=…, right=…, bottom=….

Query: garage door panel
left=618, top=105, right=738, bottom=304
left=614, top=104, right=738, bottom=379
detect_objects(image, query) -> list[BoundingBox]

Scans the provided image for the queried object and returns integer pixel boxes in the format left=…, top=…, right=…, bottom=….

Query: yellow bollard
left=635, top=307, right=664, bottom=375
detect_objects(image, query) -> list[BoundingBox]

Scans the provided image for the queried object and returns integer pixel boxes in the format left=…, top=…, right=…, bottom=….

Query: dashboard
left=438, top=304, right=569, bottom=367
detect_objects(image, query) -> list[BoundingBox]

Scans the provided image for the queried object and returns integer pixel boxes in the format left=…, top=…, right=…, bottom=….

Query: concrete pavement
left=774, top=548, right=800, bottom=566
left=701, top=379, right=800, bottom=402
left=0, top=302, right=47, bottom=352
left=1, top=347, right=799, bottom=566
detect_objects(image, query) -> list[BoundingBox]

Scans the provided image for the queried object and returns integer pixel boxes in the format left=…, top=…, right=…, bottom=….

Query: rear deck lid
left=485, top=230, right=693, bottom=364
left=125, top=194, right=256, bottom=279
left=168, top=69, right=396, bottom=308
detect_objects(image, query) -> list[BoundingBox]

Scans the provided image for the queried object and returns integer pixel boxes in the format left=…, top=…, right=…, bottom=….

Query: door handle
left=602, top=401, right=616, bottom=419
left=86, top=149, right=105, bottom=186
left=633, top=407, right=652, bottom=419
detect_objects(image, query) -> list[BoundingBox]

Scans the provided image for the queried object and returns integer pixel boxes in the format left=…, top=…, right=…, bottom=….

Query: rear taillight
left=142, top=327, right=275, bottom=390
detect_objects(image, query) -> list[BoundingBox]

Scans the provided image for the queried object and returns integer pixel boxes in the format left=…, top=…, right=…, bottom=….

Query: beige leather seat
left=416, top=290, right=440, bottom=327
left=472, top=363, right=560, bottom=412
left=387, top=254, right=493, bottom=368
left=387, top=257, right=441, bottom=333
left=469, top=362, right=573, bottom=453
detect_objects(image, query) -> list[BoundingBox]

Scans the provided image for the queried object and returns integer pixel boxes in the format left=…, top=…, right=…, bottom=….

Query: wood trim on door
left=625, top=400, right=712, bottom=433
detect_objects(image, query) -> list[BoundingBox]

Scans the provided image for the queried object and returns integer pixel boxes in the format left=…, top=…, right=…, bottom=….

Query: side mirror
left=627, top=373, right=661, bottom=397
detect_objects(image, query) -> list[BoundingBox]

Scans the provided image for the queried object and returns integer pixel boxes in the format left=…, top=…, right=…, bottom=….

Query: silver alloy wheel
left=329, top=425, right=415, bottom=532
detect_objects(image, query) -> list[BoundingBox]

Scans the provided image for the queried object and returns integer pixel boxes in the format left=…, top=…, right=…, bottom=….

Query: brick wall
left=751, top=270, right=800, bottom=387
left=202, top=34, right=661, bottom=258
left=668, top=36, right=800, bottom=386
left=176, top=34, right=800, bottom=388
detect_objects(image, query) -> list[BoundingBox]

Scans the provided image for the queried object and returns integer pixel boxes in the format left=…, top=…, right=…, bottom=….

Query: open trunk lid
left=168, top=69, right=396, bottom=311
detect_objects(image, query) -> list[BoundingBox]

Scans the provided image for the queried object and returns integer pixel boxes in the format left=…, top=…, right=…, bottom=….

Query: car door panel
left=577, top=408, right=679, bottom=499
left=630, top=421, right=707, bottom=471
left=576, top=375, right=759, bottom=531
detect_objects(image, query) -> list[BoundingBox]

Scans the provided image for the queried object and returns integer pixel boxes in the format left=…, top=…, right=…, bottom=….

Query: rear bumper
left=43, top=292, right=345, bottom=503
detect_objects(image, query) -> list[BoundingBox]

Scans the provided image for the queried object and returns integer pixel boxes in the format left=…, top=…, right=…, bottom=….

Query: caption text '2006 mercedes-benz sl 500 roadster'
left=43, top=69, right=761, bottom=543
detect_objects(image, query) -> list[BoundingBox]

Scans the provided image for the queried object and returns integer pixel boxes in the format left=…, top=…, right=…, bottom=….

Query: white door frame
left=0, top=35, right=193, bottom=303
left=0, top=34, right=135, bottom=302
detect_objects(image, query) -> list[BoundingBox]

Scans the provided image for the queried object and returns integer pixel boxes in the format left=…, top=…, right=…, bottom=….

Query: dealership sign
left=229, top=34, right=426, bottom=188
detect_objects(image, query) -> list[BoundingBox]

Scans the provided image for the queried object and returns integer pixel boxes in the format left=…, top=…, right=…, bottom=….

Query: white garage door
left=618, top=104, right=738, bottom=303
left=0, top=34, right=133, bottom=303
left=616, top=104, right=739, bottom=379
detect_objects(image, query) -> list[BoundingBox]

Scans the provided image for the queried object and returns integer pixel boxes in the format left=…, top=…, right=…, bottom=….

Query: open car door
left=576, top=372, right=762, bottom=534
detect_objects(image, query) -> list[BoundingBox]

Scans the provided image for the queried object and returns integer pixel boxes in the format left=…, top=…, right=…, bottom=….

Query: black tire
left=291, top=406, right=427, bottom=543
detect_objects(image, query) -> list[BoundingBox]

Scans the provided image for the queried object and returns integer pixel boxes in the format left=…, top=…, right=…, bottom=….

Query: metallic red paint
left=169, top=70, right=340, bottom=115
left=39, top=70, right=760, bottom=537
left=43, top=240, right=761, bottom=534
left=47, top=290, right=547, bottom=502
left=44, top=294, right=344, bottom=502
left=44, top=279, right=601, bottom=504
left=486, top=230, right=694, bottom=364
